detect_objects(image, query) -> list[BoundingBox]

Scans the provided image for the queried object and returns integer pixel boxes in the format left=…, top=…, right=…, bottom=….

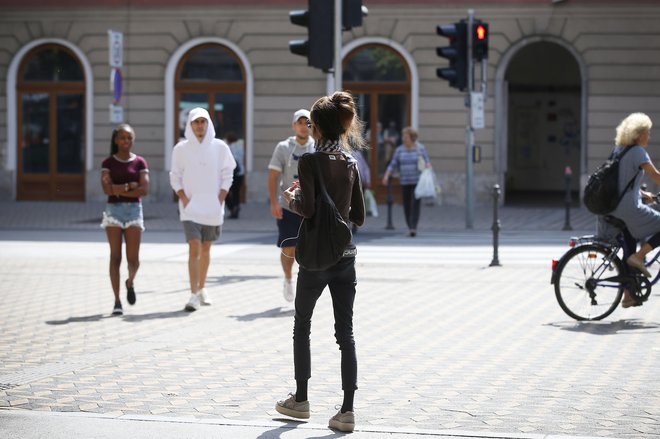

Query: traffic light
left=436, top=21, right=468, bottom=91
left=289, top=0, right=334, bottom=71
left=343, top=0, right=368, bottom=30
left=473, top=21, right=489, bottom=61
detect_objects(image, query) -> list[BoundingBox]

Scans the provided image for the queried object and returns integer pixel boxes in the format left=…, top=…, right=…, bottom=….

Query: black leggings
left=647, top=232, right=660, bottom=249
left=293, top=256, right=357, bottom=391
left=624, top=229, right=660, bottom=257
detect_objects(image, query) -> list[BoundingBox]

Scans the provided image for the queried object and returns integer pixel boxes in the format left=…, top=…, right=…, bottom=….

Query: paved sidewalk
left=0, top=200, right=597, bottom=233
left=2, top=201, right=655, bottom=439
left=0, top=409, right=612, bottom=439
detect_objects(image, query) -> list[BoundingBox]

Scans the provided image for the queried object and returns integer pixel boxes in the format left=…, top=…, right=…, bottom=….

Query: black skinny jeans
left=401, top=184, right=421, bottom=231
left=293, top=256, right=358, bottom=391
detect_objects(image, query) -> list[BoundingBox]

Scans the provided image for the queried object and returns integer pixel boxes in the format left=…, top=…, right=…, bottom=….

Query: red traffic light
left=472, top=21, right=489, bottom=61
left=476, top=24, right=486, bottom=40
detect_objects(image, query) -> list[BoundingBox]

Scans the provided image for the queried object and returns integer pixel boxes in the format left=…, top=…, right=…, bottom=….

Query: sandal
left=627, top=255, right=651, bottom=278
left=621, top=298, right=642, bottom=308
left=126, top=280, right=136, bottom=305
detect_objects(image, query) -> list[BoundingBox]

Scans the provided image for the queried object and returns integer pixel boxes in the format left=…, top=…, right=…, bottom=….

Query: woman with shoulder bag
left=381, top=126, right=430, bottom=237
left=276, top=91, right=366, bottom=433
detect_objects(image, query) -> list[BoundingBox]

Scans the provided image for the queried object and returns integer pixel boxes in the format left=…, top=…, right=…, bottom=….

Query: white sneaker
left=184, top=293, right=200, bottom=312
left=283, top=279, right=294, bottom=302
left=198, top=288, right=212, bottom=305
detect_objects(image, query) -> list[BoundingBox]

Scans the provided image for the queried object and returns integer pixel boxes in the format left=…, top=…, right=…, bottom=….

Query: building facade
left=1, top=0, right=659, bottom=205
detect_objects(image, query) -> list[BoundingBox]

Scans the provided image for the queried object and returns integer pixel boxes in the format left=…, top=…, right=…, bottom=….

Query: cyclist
left=598, top=112, right=660, bottom=307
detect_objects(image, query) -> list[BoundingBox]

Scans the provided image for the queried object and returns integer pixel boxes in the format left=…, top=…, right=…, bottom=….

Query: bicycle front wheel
left=554, top=244, right=624, bottom=321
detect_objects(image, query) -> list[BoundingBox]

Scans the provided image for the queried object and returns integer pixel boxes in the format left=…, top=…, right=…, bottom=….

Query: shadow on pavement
left=256, top=419, right=303, bottom=439
left=45, top=314, right=109, bottom=325
left=258, top=419, right=347, bottom=439
left=206, top=274, right=279, bottom=285
left=546, top=318, right=660, bottom=334
left=229, top=307, right=295, bottom=322
left=46, top=310, right=193, bottom=325
left=121, top=310, right=191, bottom=322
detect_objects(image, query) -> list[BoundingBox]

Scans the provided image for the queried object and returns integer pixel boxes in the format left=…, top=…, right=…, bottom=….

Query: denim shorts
left=101, top=202, right=144, bottom=231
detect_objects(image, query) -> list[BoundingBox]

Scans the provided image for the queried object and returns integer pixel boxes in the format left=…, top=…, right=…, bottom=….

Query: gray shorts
left=183, top=221, right=221, bottom=243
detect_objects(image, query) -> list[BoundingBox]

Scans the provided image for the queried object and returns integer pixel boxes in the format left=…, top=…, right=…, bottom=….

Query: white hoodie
left=169, top=108, right=236, bottom=226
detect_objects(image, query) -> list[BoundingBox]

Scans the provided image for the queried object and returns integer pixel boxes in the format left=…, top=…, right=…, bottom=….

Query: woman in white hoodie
left=169, top=107, right=236, bottom=311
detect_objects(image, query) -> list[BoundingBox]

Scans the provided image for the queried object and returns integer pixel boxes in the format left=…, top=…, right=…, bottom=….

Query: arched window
left=343, top=45, right=411, bottom=200
left=175, top=44, right=246, bottom=143
left=17, top=44, right=85, bottom=200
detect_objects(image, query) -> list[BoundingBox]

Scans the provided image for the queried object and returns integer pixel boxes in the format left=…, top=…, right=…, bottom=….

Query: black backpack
left=583, top=146, right=638, bottom=215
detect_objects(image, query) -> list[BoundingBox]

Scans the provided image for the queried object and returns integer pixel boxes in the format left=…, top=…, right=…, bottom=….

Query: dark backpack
left=583, top=146, right=638, bottom=215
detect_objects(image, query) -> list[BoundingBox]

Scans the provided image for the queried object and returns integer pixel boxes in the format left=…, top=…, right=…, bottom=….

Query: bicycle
left=551, top=217, right=659, bottom=321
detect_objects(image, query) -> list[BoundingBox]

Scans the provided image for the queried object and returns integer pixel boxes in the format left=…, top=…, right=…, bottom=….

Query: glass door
left=353, top=92, right=408, bottom=202
left=17, top=45, right=86, bottom=200
left=18, top=90, right=85, bottom=200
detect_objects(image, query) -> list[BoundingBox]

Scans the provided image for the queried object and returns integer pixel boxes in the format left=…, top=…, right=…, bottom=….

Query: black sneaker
left=112, top=301, right=123, bottom=316
left=126, top=280, right=136, bottom=305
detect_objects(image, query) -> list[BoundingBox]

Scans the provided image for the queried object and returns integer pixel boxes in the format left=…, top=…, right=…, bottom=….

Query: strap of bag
left=613, top=146, right=639, bottom=205
left=308, top=152, right=342, bottom=213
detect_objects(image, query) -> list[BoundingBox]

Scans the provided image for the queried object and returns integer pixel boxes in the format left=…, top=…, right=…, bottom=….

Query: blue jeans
left=293, top=256, right=358, bottom=391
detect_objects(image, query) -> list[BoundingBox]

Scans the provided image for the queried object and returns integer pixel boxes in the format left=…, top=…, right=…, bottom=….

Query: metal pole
left=490, top=184, right=501, bottom=267
left=481, top=56, right=487, bottom=103
left=333, top=0, right=342, bottom=92
left=563, top=166, right=573, bottom=231
left=385, top=176, right=395, bottom=230
left=465, top=9, right=475, bottom=229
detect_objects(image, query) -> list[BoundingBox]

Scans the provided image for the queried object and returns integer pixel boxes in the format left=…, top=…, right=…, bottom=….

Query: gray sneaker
left=329, top=410, right=355, bottom=432
left=275, top=393, right=310, bottom=419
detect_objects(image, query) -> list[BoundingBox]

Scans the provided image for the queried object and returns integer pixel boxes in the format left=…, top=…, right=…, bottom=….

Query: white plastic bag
left=364, top=189, right=378, bottom=217
left=415, top=168, right=437, bottom=199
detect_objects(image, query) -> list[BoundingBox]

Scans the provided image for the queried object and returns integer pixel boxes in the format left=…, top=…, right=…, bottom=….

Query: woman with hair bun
left=100, top=124, right=149, bottom=316
left=275, top=91, right=366, bottom=432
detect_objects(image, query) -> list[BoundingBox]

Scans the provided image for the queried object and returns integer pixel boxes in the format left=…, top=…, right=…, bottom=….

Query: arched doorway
left=504, top=41, right=581, bottom=206
left=174, top=43, right=247, bottom=197
left=16, top=44, right=85, bottom=200
left=343, top=44, right=411, bottom=202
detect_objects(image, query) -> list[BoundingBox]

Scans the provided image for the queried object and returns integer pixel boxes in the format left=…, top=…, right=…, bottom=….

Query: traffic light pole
left=333, top=0, right=342, bottom=92
left=465, top=9, right=475, bottom=229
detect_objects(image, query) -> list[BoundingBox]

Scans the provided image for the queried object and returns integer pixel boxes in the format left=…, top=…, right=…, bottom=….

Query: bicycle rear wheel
left=554, top=244, right=624, bottom=321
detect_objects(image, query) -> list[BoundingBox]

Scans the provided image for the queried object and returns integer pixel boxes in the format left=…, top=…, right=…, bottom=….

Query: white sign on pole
left=108, top=30, right=123, bottom=68
left=471, top=92, right=485, bottom=129
left=110, top=104, right=124, bottom=123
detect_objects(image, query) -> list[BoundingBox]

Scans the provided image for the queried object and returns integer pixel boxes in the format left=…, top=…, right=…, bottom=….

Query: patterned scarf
left=315, top=139, right=342, bottom=153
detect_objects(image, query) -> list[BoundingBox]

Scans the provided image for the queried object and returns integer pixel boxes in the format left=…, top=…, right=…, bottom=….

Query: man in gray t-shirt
left=268, top=109, right=315, bottom=303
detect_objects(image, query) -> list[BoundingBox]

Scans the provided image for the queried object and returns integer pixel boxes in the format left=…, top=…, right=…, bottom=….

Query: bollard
left=562, top=166, right=573, bottom=231
left=385, top=175, right=395, bottom=230
left=490, top=184, right=501, bottom=267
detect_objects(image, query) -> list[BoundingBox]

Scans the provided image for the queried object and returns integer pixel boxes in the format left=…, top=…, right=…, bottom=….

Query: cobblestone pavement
left=0, top=201, right=658, bottom=438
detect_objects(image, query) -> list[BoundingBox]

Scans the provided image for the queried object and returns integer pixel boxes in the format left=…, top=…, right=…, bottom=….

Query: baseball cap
left=292, top=109, right=311, bottom=124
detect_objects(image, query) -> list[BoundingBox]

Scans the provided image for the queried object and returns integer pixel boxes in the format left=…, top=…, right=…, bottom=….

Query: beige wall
left=1, top=3, right=660, bottom=204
